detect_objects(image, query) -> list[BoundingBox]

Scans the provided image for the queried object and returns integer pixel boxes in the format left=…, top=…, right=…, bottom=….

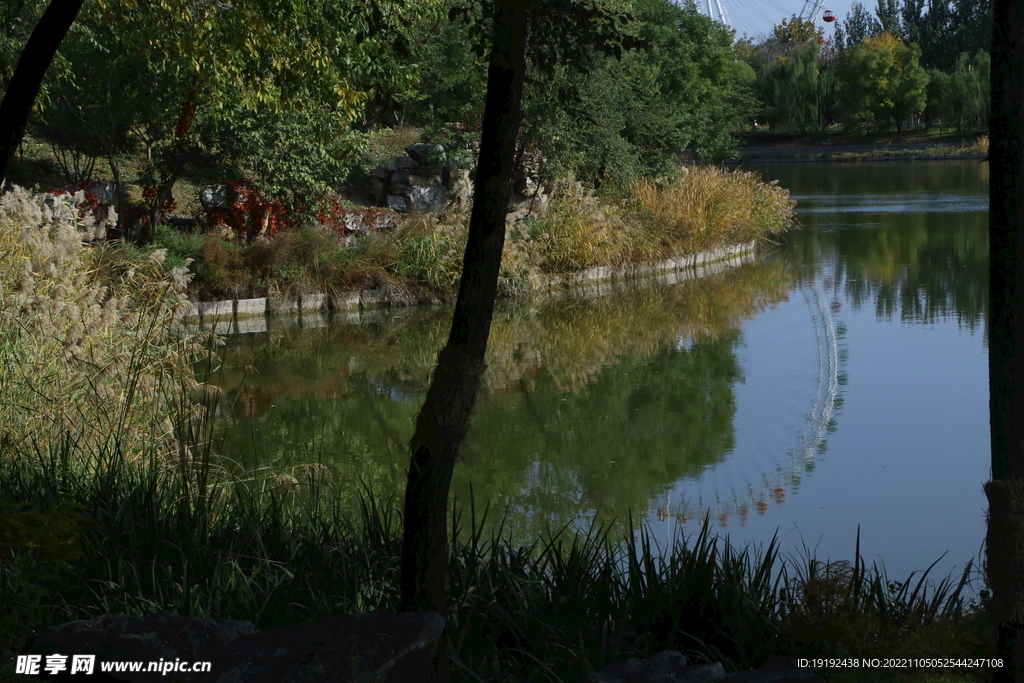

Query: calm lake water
left=210, top=160, right=989, bottom=593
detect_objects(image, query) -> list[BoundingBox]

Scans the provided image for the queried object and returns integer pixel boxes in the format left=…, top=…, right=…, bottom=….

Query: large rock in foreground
left=27, top=611, right=256, bottom=683
left=27, top=610, right=444, bottom=683
left=195, top=610, right=444, bottom=683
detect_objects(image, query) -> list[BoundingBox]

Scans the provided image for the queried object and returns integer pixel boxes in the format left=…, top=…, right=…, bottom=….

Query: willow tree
left=984, top=0, right=1024, bottom=676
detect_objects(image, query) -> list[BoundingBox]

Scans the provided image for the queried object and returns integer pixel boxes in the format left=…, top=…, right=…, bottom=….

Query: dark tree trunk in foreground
left=0, top=0, right=86, bottom=184
left=985, top=0, right=1024, bottom=679
left=399, top=1, right=527, bottom=681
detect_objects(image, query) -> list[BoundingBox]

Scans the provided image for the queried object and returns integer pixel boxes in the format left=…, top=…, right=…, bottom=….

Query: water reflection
left=776, top=161, right=988, bottom=330
left=210, top=258, right=796, bottom=544
left=209, top=160, right=990, bottom=578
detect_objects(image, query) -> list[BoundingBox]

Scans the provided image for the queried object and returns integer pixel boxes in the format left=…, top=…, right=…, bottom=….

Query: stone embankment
left=179, top=241, right=759, bottom=335
left=736, top=141, right=987, bottom=163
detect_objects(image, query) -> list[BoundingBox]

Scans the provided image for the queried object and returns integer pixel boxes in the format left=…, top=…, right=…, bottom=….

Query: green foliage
left=772, top=15, right=825, bottom=46
left=925, top=53, right=989, bottom=133
left=523, top=0, right=748, bottom=187
left=836, top=33, right=929, bottom=133
left=833, top=0, right=990, bottom=71
left=760, top=42, right=838, bottom=134
left=199, top=104, right=367, bottom=203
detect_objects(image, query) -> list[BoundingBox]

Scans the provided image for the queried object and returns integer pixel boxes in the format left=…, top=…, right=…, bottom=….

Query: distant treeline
left=734, top=0, right=991, bottom=134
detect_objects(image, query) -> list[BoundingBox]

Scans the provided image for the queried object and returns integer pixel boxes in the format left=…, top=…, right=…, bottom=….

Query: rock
left=405, top=143, right=446, bottom=166
left=27, top=610, right=444, bottom=683
left=196, top=609, right=444, bottom=683
left=63, top=179, right=117, bottom=206
left=388, top=156, right=416, bottom=171
left=390, top=170, right=410, bottom=185
left=200, top=184, right=228, bottom=211
left=370, top=178, right=387, bottom=204
left=408, top=174, right=441, bottom=188
left=447, top=168, right=473, bottom=211
left=406, top=185, right=448, bottom=213
left=27, top=611, right=256, bottom=683
left=387, top=195, right=408, bottom=212
left=587, top=651, right=725, bottom=683
left=369, top=167, right=391, bottom=179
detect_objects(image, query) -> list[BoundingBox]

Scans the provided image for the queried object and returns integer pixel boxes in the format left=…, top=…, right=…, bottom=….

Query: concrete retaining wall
left=180, top=241, right=760, bottom=334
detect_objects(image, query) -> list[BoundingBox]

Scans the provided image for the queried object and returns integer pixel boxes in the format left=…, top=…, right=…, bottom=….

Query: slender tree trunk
left=399, top=1, right=528, bottom=681
left=985, top=0, right=1024, bottom=679
left=0, top=0, right=86, bottom=184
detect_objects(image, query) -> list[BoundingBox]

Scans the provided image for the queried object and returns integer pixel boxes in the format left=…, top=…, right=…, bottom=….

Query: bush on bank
left=155, top=165, right=796, bottom=303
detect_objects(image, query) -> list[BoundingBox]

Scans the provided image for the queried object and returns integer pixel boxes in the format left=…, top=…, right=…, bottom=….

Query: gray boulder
left=27, top=611, right=256, bottom=683
left=405, top=143, right=446, bottom=167
left=196, top=609, right=445, bottom=683
left=200, top=184, right=229, bottom=211
left=406, top=185, right=448, bottom=213
left=387, top=156, right=416, bottom=171
left=62, top=180, right=117, bottom=206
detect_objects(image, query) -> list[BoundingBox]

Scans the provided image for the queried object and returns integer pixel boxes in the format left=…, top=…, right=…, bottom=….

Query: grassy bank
left=0, top=189, right=998, bottom=683
left=737, top=132, right=989, bottom=163
left=147, top=166, right=794, bottom=302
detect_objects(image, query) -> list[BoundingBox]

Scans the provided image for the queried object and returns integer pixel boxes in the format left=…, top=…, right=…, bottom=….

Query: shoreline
left=182, top=240, right=760, bottom=334
left=736, top=151, right=987, bottom=164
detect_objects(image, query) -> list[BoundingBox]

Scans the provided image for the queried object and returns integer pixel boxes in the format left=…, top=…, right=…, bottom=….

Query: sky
left=690, top=0, right=857, bottom=43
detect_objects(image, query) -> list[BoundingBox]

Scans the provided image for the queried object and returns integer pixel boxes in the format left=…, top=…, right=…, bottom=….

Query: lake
left=209, top=160, right=989, bottom=595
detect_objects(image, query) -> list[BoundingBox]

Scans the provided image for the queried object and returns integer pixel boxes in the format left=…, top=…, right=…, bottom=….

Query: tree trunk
left=0, top=0, right=86, bottom=184
left=986, top=0, right=1024, bottom=678
left=399, top=1, right=528, bottom=681
left=143, top=145, right=197, bottom=244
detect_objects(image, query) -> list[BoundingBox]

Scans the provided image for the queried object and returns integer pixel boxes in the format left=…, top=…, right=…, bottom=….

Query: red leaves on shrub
left=204, top=181, right=293, bottom=239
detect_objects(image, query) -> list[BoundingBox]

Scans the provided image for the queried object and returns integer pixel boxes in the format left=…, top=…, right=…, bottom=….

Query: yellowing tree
left=836, top=32, right=929, bottom=134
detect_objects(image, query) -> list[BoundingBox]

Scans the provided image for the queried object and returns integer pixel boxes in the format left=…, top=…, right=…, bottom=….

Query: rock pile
left=368, top=142, right=550, bottom=220
left=368, top=143, right=471, bottom=213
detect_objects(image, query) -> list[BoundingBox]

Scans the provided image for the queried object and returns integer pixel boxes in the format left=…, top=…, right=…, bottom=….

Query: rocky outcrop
left=26, top=610, right=444, bottom=683
left=369, top=145, right=457, bottom=213
left=369, top=143, right=548, bottom=217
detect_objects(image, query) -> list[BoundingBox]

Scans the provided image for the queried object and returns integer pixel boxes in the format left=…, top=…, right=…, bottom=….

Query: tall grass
left=0, top=184, right=211, bottom=664
left=625, top=166, right=793, bottom=254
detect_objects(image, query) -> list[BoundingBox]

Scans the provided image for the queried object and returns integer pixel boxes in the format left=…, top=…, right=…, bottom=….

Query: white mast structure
left=798, top=0, right=826, bottom=22
left=704, top=0, right=732, bottom=28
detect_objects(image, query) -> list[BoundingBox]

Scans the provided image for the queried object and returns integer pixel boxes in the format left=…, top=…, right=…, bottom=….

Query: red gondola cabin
left=823, top=9, right=836, bottom=21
